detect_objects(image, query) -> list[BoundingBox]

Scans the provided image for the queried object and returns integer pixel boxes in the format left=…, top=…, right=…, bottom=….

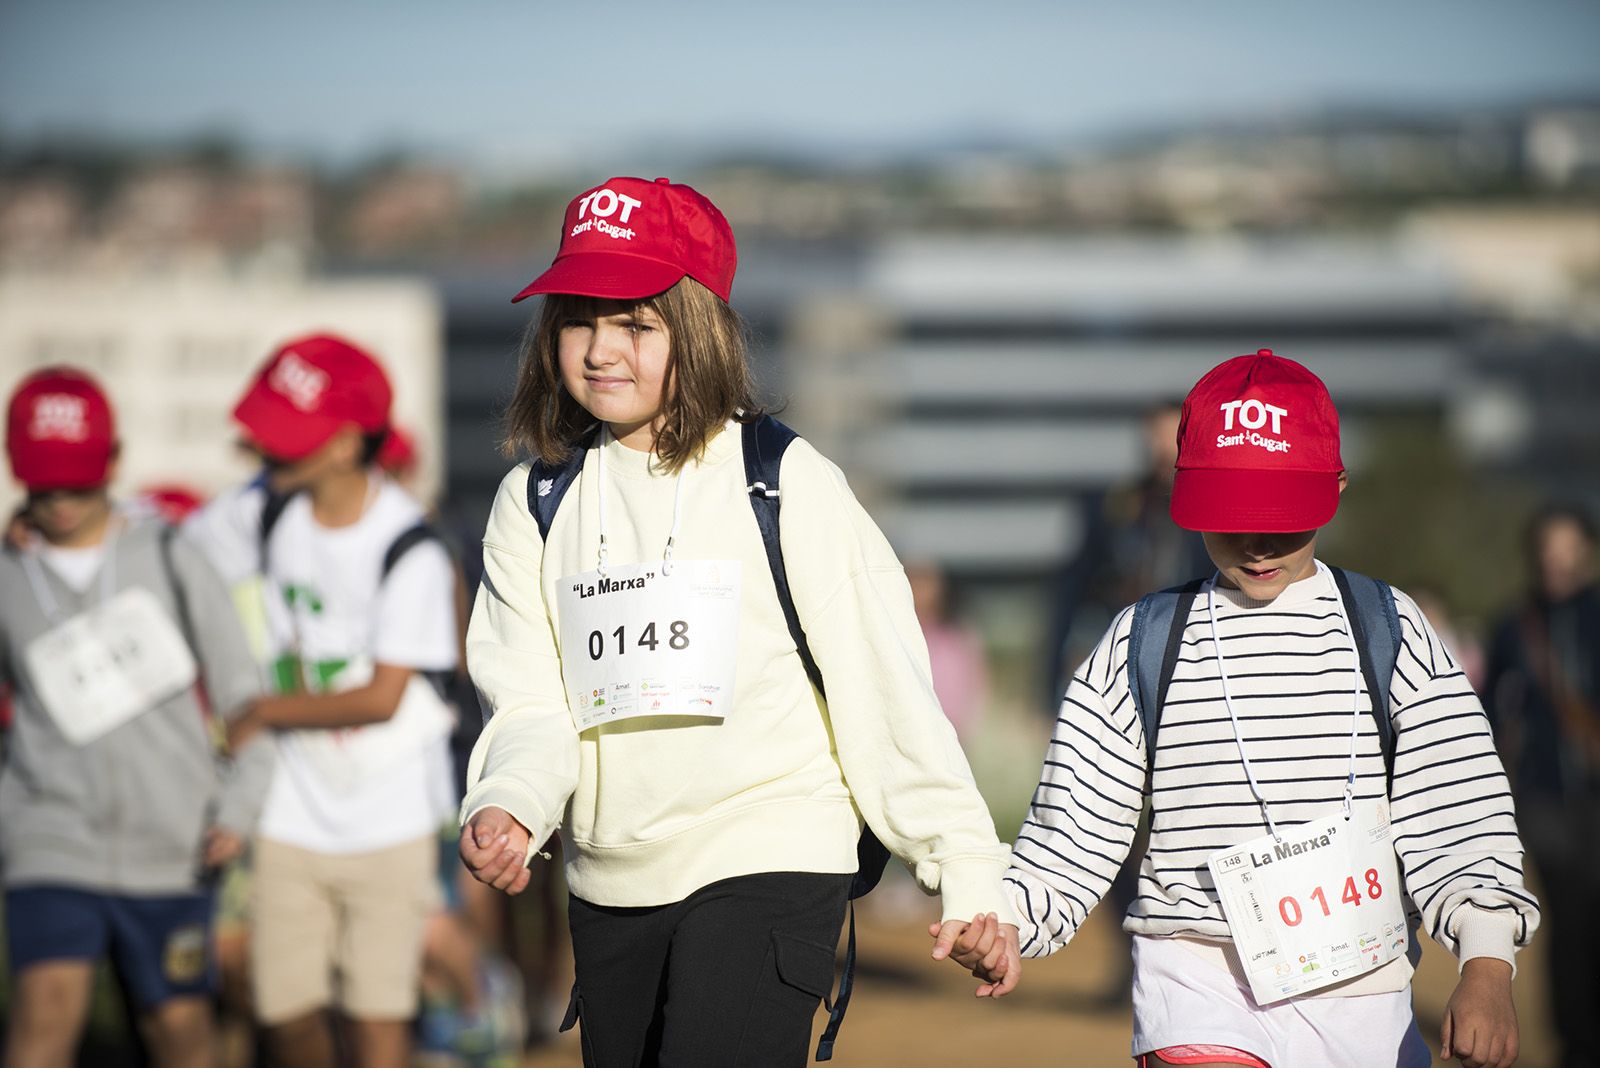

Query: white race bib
left=556, top=560, right=741, bottom=731
left=1207, top=798, right=1408, bottom=1005
left=289, top=662, right=456, bottom=794
left=24, top=587, right=198, bottom=746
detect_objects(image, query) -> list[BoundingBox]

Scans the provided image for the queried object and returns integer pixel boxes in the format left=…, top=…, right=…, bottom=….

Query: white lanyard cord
left=1206, top=560, right=1364, bottom=842
left=20, top=523, right=120, bottom=623
left=593, top=425, right=687, bottom=577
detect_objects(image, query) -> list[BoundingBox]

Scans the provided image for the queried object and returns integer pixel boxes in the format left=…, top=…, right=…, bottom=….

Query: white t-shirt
left=183, top=479, right=267, bottom=589
left=255, top=475, right=460, bottom=855
left=38, top=543, right=108, bottom=593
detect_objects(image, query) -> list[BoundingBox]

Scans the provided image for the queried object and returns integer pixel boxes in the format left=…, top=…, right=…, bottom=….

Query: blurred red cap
left=1170, top=349, right=1344, bottom=534
left=233, top=334, right=392, bottom=462
left=377, top=424, right=417, bottom=476
left=512, top=177, right=737, bottom=304
left=6, top=366, right=117, bottom=490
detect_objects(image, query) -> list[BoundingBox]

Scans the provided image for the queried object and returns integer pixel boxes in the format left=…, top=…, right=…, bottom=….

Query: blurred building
left=0, top=267, right=444, bottom=514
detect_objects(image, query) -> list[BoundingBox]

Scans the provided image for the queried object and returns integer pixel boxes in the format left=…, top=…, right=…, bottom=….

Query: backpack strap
left=379, top=521, right=461, bottom=701
left=741, top=416, right=827, bottom=698
left=258, top=486, right=293, bottom=573
left=740, top=414, right=886, bottom=1063
left=1127, top=578, right=1205, bottom=783
left=1327, top=566, right=1401, bottom=784
left=381, top=522, right=446, bottom=581
left=525, top=429, right=600, bottom=543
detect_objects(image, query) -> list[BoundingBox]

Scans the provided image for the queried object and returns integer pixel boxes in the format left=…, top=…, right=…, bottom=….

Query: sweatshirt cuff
left=460, top=783, right=553, bottom=868
left=1454, top=907, right=1519, bottom=975
left=934, top=856, right=1019, bottom=927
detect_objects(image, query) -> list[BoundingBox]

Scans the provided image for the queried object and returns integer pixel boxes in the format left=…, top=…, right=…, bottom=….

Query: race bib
left=556, top=560, right=741, bottom=731
left=24, top=587, right=198, bottom=746
left=289, top=663, right=456, bottom=794
left=1207, top=798, right=1408, bottom=1005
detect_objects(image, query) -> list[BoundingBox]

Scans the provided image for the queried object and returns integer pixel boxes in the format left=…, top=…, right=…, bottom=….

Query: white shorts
left=1130, top=935, right=1430, bottom=1068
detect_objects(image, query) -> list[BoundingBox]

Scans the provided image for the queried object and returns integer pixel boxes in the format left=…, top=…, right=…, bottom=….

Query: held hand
left=1442, top=957, right=1518, bottom=1068
left=928, top=913, right=1021, bottom=997
left=974, top=924, right=1021, bottom=998
left=202, top=827, right=245, bottom=869
left=459, top=807, right=533, bottom=896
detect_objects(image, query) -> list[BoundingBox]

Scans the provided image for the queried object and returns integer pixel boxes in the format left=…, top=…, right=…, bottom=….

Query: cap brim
left=232, top=384, right=341, bottom=462
left=1171, top=467, right=1341, bottom=533
left=511, top=252, right=687, bottom=303
left=11, top=448, right=112, bottom=491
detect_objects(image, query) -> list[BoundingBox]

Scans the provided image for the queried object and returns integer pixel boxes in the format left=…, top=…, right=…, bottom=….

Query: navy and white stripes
left=1005, top=566, right=1539, bottom=964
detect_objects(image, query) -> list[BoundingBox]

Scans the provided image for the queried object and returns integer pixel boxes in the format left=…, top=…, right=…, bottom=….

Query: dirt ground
left=522, top=881, right=1558, bottom=1068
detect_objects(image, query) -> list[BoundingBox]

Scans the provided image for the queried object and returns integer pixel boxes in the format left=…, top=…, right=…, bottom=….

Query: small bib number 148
left=1207, top=798, right=1408, bottom=1004
left=556, top=560, right=741, bottom=732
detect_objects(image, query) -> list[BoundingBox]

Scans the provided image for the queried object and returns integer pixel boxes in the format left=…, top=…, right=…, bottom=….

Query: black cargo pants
left=564, top=870, right=852, bottom=1068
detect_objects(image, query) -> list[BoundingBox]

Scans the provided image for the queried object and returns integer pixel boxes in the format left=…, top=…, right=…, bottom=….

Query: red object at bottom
left=1138, top=1044, right=1272, bottom=1068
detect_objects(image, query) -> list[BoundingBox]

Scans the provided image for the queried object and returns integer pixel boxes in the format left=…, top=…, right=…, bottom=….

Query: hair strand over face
left=501, top=278, right=760, bottom=473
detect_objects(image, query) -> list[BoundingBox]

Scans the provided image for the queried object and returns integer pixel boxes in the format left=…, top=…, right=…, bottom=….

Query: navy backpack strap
left=1328, top=566, right=1401, bottom=784
left=1127, top=579, right=1205, bottom=781
left=740, top=414, right=884, bottom=1062
left=525, top=428, right=599, bottom=543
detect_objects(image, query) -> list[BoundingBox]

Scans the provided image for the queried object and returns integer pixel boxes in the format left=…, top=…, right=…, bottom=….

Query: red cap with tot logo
left=6, top=366, right=117, bottom=490
left=511, top=177, right=737, bottom=304
left=232, top=334, right=392, bottom=462
left=1170, top=349, right=1344, bottom=534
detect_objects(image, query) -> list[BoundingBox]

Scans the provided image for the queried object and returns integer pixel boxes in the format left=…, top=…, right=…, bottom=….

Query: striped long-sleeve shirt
left=1005, top=564, right=1539, bottom=980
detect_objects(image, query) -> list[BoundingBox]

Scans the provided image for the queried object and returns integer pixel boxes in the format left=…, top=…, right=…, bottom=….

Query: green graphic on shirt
left=271, top=654, right=350, bottom=695
left=280, top=583, right=324, bottom=615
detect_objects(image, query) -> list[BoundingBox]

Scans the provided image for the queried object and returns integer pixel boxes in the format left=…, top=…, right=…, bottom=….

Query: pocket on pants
left=770, top=930, right=836, bottom=1002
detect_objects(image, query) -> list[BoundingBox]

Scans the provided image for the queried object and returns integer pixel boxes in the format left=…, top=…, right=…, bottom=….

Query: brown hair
left=502, top=277, right=760, bottom=472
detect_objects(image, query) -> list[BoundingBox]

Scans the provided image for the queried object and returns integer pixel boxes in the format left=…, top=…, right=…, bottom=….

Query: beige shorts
left=250, top=835, right=440, bottom=1025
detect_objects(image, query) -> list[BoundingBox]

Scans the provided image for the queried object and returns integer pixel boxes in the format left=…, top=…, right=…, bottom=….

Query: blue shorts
left=4, top=886, right=215, bottom=1010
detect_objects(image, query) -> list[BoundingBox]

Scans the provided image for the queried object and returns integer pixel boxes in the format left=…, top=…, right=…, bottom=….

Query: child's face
left=27, top=485, right=113, bottom=545
left=1202, top=529, right=1320, bottom=601
left=257, top=426, right=363, bottom=495
left=557, top=301, right=672, bottom=450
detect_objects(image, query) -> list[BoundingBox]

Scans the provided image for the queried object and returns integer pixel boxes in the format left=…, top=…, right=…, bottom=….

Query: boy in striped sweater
left=956, top=351, right=1538, bottom=1068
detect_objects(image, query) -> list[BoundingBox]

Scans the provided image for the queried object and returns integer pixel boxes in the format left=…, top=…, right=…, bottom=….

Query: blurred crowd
left=1, top=345, right=1597, bottom=1068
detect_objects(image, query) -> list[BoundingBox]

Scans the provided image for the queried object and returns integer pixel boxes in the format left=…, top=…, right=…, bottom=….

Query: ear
left=1336, top=471, right=1348, bottom=495
left=104, top=442, right=123, bottom=485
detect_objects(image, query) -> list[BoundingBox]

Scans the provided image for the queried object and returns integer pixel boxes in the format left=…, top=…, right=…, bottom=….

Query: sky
left=3, top=0, right=1598, bottom=176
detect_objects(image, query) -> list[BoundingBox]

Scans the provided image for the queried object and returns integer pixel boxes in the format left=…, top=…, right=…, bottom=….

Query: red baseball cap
left=1170, top=350, right=1344, bottom=533
left=6, top=367, right=117, bottom=490
left=512, top=177, right=737, bottom=304
left=377, top=423, right=417, bottom=476
left=233, top=334, right=392, bottom=462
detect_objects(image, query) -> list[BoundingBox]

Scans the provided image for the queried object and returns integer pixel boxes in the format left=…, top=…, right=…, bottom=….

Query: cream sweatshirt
left=461, top=424, right=1014, bottom=922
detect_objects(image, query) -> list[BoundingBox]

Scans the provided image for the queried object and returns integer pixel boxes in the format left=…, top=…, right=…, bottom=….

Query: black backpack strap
left=1127, top=578, right=1205, bottom=783
left=157, top=522, right=199, bottom=656
left=1328, top=566, right=1401, bottom=785
left=740, top=414, right=886, bottom=1063
left=381, top=521, right=446, bottom=581
left=525, top=428, right=600, bottom=543
left=258, top=486, right=293, bottom=573
left=379, top=521, right=462, bottom=702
